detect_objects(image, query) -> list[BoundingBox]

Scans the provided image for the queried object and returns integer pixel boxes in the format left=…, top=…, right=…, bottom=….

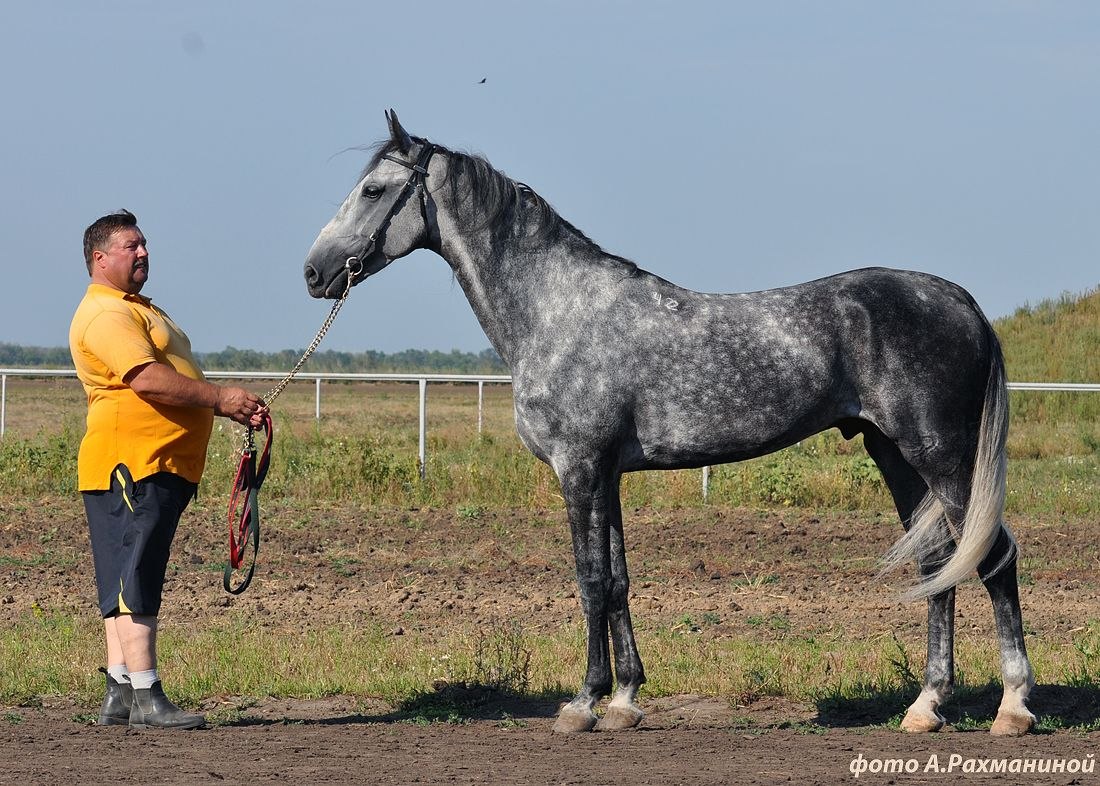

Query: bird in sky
left=478, top=77, right=486, bottom=83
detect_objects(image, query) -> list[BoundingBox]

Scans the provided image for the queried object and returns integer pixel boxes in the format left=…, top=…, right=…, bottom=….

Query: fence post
left=315, top=377, right=321, bottom=421
left=418, top=378, right=427, bottom=479
left=1, top=374, right=6, bottom=439
left=477, top=380, right=484, bottom=434
left=702, top=465, right=710, bottom=502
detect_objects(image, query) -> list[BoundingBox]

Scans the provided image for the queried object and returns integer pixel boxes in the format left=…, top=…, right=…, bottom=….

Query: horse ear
left=386, top=109, right=413, bottom=153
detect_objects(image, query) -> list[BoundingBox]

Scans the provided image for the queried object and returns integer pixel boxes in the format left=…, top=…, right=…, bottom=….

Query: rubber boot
left=128, top=681, right=206, bottom=729
left=97, top=668, right=133, bottom=726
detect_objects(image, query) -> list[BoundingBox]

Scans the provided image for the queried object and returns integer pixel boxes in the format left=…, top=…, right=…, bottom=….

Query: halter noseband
left=344, top=141, right=437, bottom=287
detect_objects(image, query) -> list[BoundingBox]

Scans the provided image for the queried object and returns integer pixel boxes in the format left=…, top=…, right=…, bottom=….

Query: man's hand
left=215, top=386, right=268, bottom=427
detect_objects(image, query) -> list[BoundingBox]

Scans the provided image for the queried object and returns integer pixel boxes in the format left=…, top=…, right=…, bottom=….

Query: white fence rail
left=2, top=368, right=1099, bottom=488
left=0, top=368, right=511, bottom=479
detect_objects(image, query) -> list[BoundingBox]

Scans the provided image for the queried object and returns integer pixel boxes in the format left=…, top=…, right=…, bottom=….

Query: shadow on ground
left=224, top=683, right=566, bottom=728
left=815, top=682, right=1100, bottom=731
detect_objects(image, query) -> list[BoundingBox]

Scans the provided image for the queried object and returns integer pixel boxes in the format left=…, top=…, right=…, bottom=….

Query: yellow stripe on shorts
left=118, top=579, right=132, bottom=615
left=115, top=469, right=134, bottom=512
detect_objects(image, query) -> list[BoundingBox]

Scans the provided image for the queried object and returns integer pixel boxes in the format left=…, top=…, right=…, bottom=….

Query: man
left=69, top=209, right=267, bottom=729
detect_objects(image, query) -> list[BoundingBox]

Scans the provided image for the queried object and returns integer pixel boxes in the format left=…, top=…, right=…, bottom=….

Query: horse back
left=511, top=266, right=996, bottom=471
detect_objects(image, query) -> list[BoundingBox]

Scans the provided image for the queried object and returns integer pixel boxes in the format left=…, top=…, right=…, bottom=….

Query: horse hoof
left=595, top=705, right=644, bottom=731
left=552, top=707, right=598, bottom=734
left=900, top=709, right=944, bottom=733
left=990, top=711, right=1035, bottom=737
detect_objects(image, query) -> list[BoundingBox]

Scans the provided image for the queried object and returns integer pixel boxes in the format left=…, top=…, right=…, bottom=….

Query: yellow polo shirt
left=69, top=284, right=214, bottom=491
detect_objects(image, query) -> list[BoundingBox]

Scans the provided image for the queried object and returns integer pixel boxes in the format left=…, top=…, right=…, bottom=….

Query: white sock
left=107, top=664, right=130, bottom=684
left=129, top=669, right=159, bottom=690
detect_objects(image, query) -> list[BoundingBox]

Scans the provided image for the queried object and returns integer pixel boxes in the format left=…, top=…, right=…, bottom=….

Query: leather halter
left=344, top=141, right=436, bottom=286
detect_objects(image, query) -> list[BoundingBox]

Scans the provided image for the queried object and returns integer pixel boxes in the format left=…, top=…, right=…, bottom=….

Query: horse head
left=304, top=110, right=437, bottom=299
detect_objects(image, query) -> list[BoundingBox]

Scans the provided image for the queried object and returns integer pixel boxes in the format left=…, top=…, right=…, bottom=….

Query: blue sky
left=2, top=1, right=1097, bottom=354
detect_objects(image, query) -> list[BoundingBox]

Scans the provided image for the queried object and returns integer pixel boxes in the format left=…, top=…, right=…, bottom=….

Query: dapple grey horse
left=305, top=111, right=1034, bottom=736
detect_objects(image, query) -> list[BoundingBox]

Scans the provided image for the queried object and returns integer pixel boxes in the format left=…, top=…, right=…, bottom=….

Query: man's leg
left=88, top=486, right=134, bottom=727
left=87, top=469, right=204, bottom=729
left=112, top=613, right=157, bottom=672
left=116, top=611, right=204, bottom=729
left=97, top=617, right=133, bottom=726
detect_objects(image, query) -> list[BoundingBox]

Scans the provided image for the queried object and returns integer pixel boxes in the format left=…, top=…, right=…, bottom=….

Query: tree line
left=0, top=343, right=507, bottom=375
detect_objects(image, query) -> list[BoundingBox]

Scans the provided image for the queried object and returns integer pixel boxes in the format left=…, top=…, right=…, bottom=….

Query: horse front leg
left=980, top=527, right=1036, bottom=736
left=595, top=484, right=646, bottom=731
left=552, top=460, right=615, bottom=734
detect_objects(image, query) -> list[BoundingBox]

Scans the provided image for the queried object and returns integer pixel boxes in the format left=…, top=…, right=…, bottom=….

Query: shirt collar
left=87, top=282, right=152, bottom=306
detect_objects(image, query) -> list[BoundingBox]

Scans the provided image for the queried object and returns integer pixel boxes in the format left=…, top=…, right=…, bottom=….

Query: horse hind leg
left=980, top=527, right=1036, bottom=736
left=863, top=427, right=956, bottom=733
left=900, top=535, right=957, bottom=735
left=909, top=480, right=1035, bottom=736
left=869, top=425, right=1035, bottom=736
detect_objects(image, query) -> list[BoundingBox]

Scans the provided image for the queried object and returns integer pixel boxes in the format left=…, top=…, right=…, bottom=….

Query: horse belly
left=627, top=383, right=843, bottom=471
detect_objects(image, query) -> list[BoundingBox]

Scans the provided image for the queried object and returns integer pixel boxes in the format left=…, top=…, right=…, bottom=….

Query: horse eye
left=361, top=184, right=383, bottom=200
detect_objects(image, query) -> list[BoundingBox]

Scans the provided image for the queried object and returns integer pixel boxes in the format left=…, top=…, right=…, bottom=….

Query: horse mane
left=363, top=137, right=639, bottom=275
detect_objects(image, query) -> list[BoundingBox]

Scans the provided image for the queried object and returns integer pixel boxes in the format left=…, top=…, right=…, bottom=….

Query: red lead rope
left=224, top=412, right=272, bottom=594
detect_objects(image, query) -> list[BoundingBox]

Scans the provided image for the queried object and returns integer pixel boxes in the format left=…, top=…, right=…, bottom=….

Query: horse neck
left=434, top=222, right=547, bottom=368
left=429, top=166, right=599, bottom=367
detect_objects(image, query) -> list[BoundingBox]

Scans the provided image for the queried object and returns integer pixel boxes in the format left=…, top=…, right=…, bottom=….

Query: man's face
left=92, top=227, right=149, bottom=294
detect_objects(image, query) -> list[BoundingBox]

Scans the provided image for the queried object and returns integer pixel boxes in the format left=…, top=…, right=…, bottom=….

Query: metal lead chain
left=235, top=258, right=360, bottom=456
left=260, top=257, right=361, bottom=407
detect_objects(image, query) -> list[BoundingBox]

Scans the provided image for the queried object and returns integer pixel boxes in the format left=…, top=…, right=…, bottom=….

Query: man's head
left=83, top=209, right=149, bottom=294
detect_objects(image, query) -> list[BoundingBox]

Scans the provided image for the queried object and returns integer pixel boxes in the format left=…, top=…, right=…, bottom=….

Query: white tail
left=880, top=330, right=1015, bottom=600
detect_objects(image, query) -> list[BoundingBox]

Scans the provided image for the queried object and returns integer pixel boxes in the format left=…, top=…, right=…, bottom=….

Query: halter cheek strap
left=386, top=151, right=439, bottom=251
left=345, top=142, right=437, bottom=286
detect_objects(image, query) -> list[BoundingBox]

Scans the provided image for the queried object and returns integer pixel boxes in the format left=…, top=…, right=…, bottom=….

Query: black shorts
left=83, top=465, right=197, bottom=618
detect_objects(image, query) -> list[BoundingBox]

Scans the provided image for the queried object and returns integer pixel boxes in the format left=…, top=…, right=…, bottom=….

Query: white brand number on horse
left=652, top=292, right=679, bottom=312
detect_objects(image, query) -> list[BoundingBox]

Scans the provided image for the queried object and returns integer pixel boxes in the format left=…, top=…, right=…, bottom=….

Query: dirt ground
left=3, top=497, right=1100, bottom=785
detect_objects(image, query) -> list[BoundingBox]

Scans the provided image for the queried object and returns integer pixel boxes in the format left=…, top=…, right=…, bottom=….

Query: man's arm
left=125, top=362, right=266, bottom=426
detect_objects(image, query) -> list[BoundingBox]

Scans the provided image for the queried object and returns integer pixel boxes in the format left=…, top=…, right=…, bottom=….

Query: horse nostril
left=304, top=265, right=319, bottom=285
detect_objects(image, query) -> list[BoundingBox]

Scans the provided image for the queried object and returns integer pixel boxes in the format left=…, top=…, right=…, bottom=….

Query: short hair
left=83, top=209, right=138, bottom=273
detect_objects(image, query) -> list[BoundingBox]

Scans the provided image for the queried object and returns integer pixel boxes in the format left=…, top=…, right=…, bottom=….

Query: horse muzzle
left=304, top=250, right=390, bottom=299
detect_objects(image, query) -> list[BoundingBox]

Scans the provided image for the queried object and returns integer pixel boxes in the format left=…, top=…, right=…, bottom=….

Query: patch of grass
left=1061, top=621, right=1100, bottom=687
left=0, top=610, right=101, bottom=705
left=767, top=615, right=791, bottom=632
left=390, top=620, right=540, bottom=725
left=950, top=713, right=991, bottom=732
left=328, top=556, right=360, bottom=577
left=887, top=634, right=922, bottom=692
left=0, top=428, right=80, bottom=496
left=497, top=712, right=527, bottom=729
left=733, top=572, right=780, bottom=590
left=778, top=719, right=828, bottom=735
left=745, top=614, right=791, bottom=632
left=439, top=619, right=533, bottom=696
left=206, top=698, right=258, bottom=727
left=673, top=614, right=701, bottom=633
